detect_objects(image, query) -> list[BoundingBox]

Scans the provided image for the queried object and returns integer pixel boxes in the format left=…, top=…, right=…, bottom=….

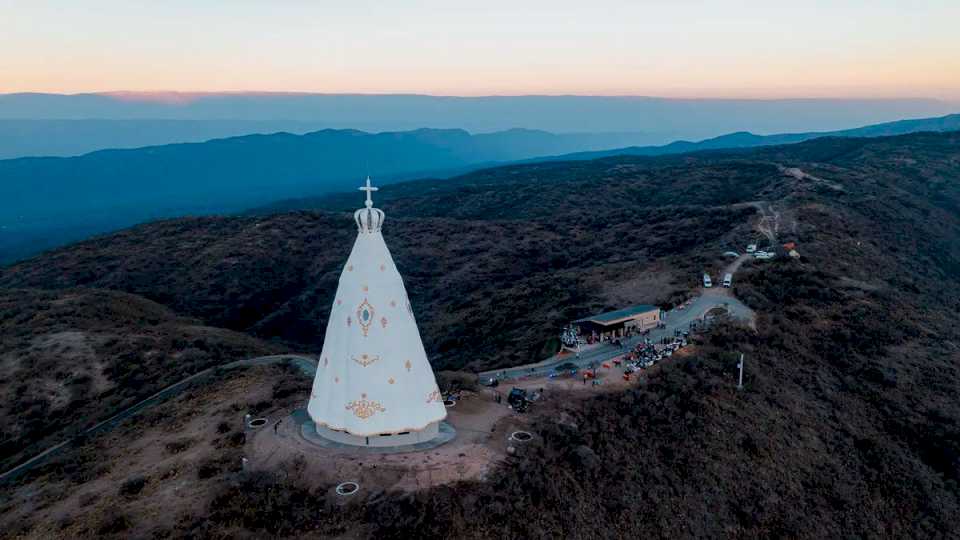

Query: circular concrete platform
left=291, top=409, right=456, bottom=454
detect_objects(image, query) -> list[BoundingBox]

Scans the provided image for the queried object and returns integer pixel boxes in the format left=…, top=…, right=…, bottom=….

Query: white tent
left=306, top=178, right=447, bottom=447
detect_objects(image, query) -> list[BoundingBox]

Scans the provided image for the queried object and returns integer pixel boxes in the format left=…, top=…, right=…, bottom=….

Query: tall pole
left=737, top=353, right=744, bottom=390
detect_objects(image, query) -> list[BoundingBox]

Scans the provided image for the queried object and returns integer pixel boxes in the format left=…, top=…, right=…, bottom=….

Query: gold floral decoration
left=404, top=359, right=412, bottom=372
left=388, top=377, right=395, bottom=385
left=380, top=316, right=388, bottom=329
left=426, top=389, right=442, bottom=403
left=345, top=393, right=385, bottom=420
left=352, top=353, right=380, bottom=367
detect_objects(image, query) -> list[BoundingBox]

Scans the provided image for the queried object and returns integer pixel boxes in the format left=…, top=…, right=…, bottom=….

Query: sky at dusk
left=3, top=0, right=959, bottom=99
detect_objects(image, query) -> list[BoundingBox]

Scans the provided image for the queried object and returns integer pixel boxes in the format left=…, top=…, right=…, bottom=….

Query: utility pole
left=737, top=353, right=744, bottom=390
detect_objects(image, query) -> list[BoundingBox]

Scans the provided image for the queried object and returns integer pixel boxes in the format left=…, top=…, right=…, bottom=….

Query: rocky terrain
left=1, top=130, right=959, bottom=537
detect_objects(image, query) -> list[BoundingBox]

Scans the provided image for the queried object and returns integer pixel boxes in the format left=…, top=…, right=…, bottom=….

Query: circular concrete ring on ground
left=248, top=417, right=268, bottom=428
left=336, top=481, right=360, bottom=496
left=443, top=399, right=456, bottom=408
left=510, top=430, right=533, bottom=443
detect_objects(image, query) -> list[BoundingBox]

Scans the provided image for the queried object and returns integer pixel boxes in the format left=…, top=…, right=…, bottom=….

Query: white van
left=703, top=273, right=712, bottom=288
left=723, top=273, right=732, bottom=288
left=746, top=244, right=757, bottom=253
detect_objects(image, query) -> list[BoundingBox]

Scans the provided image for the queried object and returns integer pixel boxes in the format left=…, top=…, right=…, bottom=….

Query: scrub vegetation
left=1, top=130, right=958, bottom=537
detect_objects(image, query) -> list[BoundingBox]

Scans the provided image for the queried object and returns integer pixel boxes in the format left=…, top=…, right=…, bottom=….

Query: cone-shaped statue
left=306, top=178, right=447, bottom=446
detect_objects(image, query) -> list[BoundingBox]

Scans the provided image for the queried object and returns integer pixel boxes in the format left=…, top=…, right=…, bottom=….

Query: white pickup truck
left=703, top=273, right=712, bottom=288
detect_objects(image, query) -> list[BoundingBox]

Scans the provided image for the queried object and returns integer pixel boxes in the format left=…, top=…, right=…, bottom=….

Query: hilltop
left=1, top=130, right=959, bottom=537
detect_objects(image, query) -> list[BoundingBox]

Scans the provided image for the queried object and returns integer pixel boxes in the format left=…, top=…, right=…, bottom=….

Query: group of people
left=562, top=324, right=656, bottom=348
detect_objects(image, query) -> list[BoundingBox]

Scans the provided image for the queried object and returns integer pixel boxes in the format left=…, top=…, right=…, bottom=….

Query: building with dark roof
left=573, top=304, right=661, bottom=340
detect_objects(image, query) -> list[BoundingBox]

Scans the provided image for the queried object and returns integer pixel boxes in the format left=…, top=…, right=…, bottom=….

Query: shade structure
left=307, top=178, right=446, bottom=446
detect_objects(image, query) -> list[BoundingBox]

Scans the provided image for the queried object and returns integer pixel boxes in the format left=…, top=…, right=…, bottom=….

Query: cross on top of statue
left=359, top=176, right=378, bottom=208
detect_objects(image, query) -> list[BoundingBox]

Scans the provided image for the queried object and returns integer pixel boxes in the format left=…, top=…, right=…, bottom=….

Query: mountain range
left=0, top=119, right=664, bottom=160
left=0, top=119, right=335, bottom=159
left=2, top=112, right=958, bottom=265
left=0, top=128, right=657, bottom=263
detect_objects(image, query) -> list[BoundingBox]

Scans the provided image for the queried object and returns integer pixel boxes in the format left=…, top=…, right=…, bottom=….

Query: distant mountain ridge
left=253, top=112, right=960, bottom=215
left=0, top=127, right=660, bottom=262
left=0, top=119, right=334, bottom=159
left=1, top=92, right=952, bottom=136
left=527, top=113, right=960, bottom=162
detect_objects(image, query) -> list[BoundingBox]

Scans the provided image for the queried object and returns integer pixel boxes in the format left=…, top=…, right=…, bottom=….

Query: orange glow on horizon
left=2, top=1, right=958, bottom=101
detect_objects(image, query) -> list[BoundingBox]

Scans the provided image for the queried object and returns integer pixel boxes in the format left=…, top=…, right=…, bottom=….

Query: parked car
left=508, top=388, right=529, bottom=411
left=746, top=244, right=757, bottom=253
left=703, top=273, right=713, bottom=288
left=723, top=273, right=733, bottom=287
